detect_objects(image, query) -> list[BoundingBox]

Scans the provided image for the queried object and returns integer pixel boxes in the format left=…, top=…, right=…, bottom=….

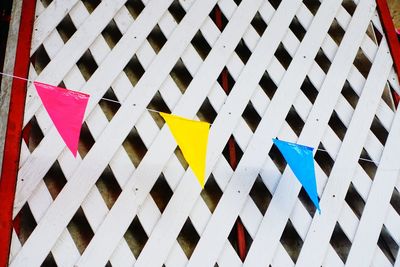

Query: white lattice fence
left=8, top=0, right=400, bottom=266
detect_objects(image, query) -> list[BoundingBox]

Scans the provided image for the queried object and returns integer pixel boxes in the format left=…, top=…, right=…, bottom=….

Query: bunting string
left=0, top=71, right=162, bottom=115
left=0, top=71, right=390, bottom=165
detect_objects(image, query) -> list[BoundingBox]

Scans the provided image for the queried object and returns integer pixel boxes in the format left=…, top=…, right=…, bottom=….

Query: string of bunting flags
left=1, top=71, right=383, bottom=213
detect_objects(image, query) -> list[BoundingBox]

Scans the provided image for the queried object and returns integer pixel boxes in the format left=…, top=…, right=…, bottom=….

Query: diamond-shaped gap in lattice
left=344, top=182, right=365, bottom=219
left=101, top=19, right=123, bottom=49
left=314, top=143, right=335, bottom=177
left=30, top=44, right=51, bottom=75
left=328, top=18, right=346, bottom=46
left=234, top=39, right=252, bottom=64
left=76, top=49, right=98, bottom=81
left=269, top=0, right=282, bottom=10
left=123, top=216, right=149, bottom=258
left=146, top=91, right=171, bottom=128
left=66, top=207, right=94, bottom=254
left=329, top=222, right=352, bottom=264
left=42, top=252, right=57, bottom=267
left=40, top=0, right=53, bottom=8
left=382, top=82, right=397, bottom=111
left=200, top=174, right=223, bottom=213
left=268, top=141, right=287, bottom=174
left=341, top=80, right=360, bottom=109
left=285, top=105, right=305, bottom=137
left=222, top=136, right=244, bottom=170
left=81, top=0, right=101, bottom=14
left=358, top=148, right=377, bottom=180
left=125, top=0, right=145, bottom=19
left=174, top=146, right=189, bottom=170
left=23, top=115, right=44, bottom=153
left=303, top=0, right=321, bottom=16
left=209, top=5, right=228, bottom=32
left=217, top=67, right=235, bottom=95
left=77, top=122, right=96, bottom=158
left=242, top=101, right=262, bottom=133
left=191, top=30, right=212, bottom=60
left=169, top=0, right=187, bottom=24
left=314, top=47, right=332, bottom=74
left=98, top=87, right=121, bottom=121
left=150, top=173, right=173, bottom=213
left=251, top=11, right=268, bottom=36
left=56, top=14, right=77, bottom=44
left=14, top=203, right=37, bottom=246
left=123, top=54, right=145, bottom=87
left=177, top=218, right=200, bottom=259
left=95, top=165, right=122, bottom=210
left=390, top=187, right=400, bottom=216
left=279, top=219, right=303, bottom=263
left=298, top=187, right=318, bottom=217
left=370, top=115, right=389, bottom=146
left=258, top=70, right=278, bottom=100
left=43, top=160, right=67, bottom=200
left=196, top=97, right=218, bottom=124
left=227, top=217, right=253, bottom=261
left=289, top=15, right=306, bottom=42
left=377, top=224, right=399, bottom=265
left=371, top=23, right=383, bottom=45
left=170, top=58, right=193, bottom=94
left=147, top=24, right=167, bottom=54
left=249, top=175, right=272, bottom=215
left=300, top=76, right=319, bottom=104
left=342, top=0, right=357, bottom=16
left=122, top=126, right=148, bottom=167
left=353, top=47, right=373, bottom=79
left=328, top=110, right=348, bottom=141
left=274, top=42, right=292, bottom=70
left=365, top=22, right=380, bottom=46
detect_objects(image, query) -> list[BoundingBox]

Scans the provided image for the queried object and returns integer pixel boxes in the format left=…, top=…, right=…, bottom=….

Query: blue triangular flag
left=272, top=138, right=320, bottom=213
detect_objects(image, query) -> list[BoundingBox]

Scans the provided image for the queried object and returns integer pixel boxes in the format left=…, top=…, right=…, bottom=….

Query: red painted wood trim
left=376, top=0, right=400, bottom=81
left=0, top=0, right=36, bottom=265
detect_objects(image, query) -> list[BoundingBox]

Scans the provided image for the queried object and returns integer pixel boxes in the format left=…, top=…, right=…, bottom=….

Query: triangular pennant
left=272, top=138, right=321, bottom=213
left=34, top=82, right=89, bottom=157
left=160, top=112, right=210, bottom=188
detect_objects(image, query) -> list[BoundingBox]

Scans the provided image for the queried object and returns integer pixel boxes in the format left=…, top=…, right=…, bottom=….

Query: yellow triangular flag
left=160, top=112, right=210, bottom=188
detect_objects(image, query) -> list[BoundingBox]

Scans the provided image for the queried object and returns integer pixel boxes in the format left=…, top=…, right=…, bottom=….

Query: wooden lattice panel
left=8, top=0, right=400, bottom=266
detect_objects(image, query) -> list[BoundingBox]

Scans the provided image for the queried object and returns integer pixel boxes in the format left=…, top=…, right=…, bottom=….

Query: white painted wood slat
left=9, top=0, right=400, bottom=265
left=295, top=38, right=392, bottom=267
left=187, top=0, right=345, bottom=265
left=244, top=1, right=376, bottom=265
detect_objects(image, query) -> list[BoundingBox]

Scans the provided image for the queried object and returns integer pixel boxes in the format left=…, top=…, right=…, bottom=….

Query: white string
left=0, top=71, right=388, bottom=165
left=316, top=148, right=379, bottom=165
left=0, top=71, right=160, bottom=113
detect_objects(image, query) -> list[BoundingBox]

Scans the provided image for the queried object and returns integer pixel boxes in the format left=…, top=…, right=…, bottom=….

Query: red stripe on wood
left=376, top=0, right=400, bottom=82
left=0, top=0, right=36, bottom=265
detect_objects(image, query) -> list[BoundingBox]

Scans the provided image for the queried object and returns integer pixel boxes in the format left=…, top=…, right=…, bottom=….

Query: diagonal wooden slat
left=8, top=0, right=400, bottom=265
left=31, top=0, right=78, bottom=54
left=345, top=103, right=400, bottom=266
left=11, top=0, right=219, bottom=265
left=295, top=38, right=392, bottom=267
left=75, top=0, right=269, bottom=265
left=185, top=0, right=345, bottom=265
left=244, top=1, right=377, bottom=265
left=14, top=0, right=173, bottom=217
left=23, top=0, right=129, bottom=127
left=131, top=1, right=304, bottom=265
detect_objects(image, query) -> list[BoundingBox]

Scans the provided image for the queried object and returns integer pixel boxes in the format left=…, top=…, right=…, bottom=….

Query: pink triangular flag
left=34, top=82, right=89, bottom=157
